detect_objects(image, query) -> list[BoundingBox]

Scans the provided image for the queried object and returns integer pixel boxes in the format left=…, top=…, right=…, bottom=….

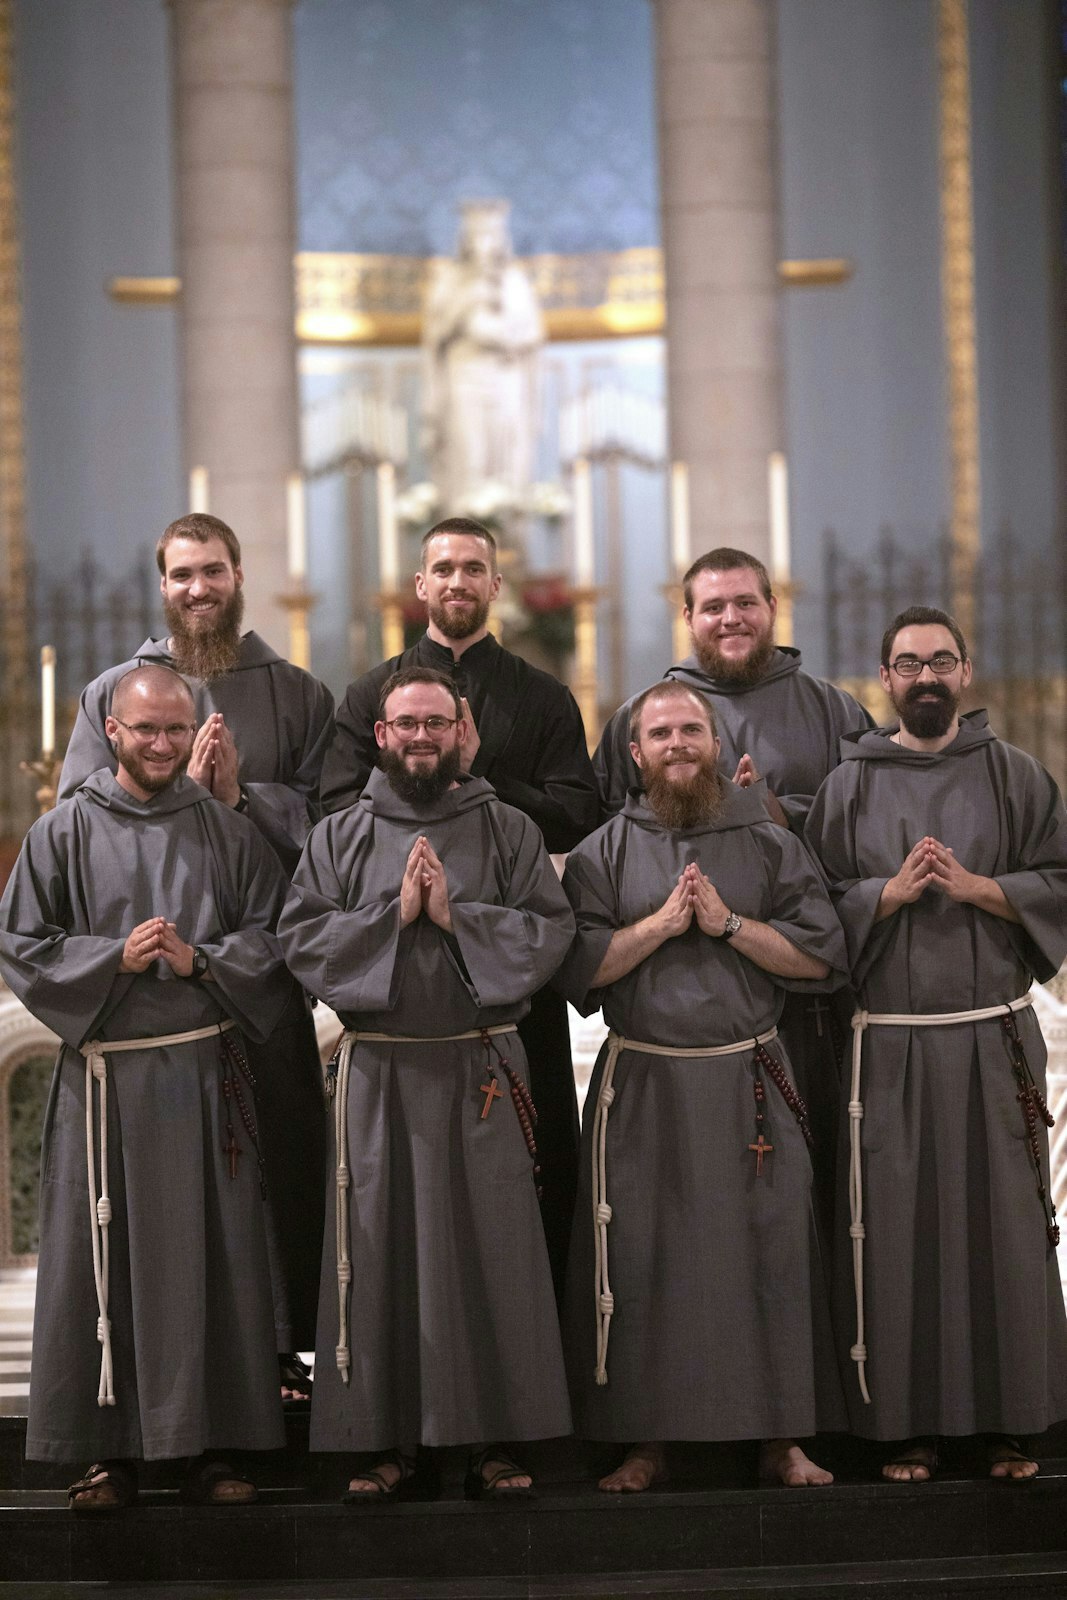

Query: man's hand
left=687, top=864, right=731, bottom=937
left=157, top=921, right=195, bottom=978
left=458, top=697, right=480, bottom=774
left=877, top=838, right=938, bottom=920
left=732, top=753, right=788, bottom=828
left=208, top=716, right=242, bottom=808
left=120, top=917, right=166, bottom=973
left=400, top=838, right=427, bottom=927
left=652, top=872, right=694, bottom=940
left=926, top=841, right=1021, bottom=922
left=187, top=721, right=216, bottom=788
left=419, top=840, right=452, bottom=932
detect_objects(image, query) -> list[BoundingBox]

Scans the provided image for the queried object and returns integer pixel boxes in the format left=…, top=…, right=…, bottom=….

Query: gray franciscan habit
left=278, top=768, right=575, bottom=1452
left=806, top=711, right=1067, bottom=1438
left=0, top=771, right=296, bottom=1462
left=557, top=784, right=850, bottom=1443
left=59, top=630, right=332, bottom=1351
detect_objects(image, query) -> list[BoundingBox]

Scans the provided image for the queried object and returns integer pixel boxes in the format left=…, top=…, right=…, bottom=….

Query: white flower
left=395, top=481, right=440, bottom=526
left=525, top=480, right=571, bottom=519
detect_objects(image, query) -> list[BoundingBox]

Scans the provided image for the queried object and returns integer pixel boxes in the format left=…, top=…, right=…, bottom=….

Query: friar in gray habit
left=806, top=606, right=1067, bottom=1483
left=0, top=665, right=296, bottom=1509
left=558, top=681, right=849, bottom=1493
left=278, top=666, right=574, bottom=1501
left=58, top=514, right=331, bottom=1400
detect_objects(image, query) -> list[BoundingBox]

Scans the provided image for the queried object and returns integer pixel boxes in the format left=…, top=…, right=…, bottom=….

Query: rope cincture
left=328, top=1024, right=519, bottom=1384
left=591, top=1026, right=780, bottom=1388
left=847, top=994, right=1035, bottom=1407
left=79, top=1018, right=237, bottom=1409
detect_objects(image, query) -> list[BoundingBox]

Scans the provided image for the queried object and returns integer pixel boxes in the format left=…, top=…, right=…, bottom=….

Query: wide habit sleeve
left=198, top=821, right=298, bottom=1043
left=278, top=814, right=406, bottom=1014
left=554, top=832, right=619, bottom=1014
left=241, top=671, right=336, bottom=873
left=0, top=815, right=128, bottom=1047
left=56, top=674, right=118, bottom=802
left=996, top=751, right=1067, bottom=982
left=805, top=767, right=895, bottom=986
left=447, top=812, right=576, bottom=1006
left=762, top=825, right=850, bottom=992
left=486, top=685, right=599, bottom=852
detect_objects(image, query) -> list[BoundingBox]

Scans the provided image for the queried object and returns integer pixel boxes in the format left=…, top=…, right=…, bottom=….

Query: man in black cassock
left=806, top=606, right=1067, bottom=1482
left=0, top=665, right=294, bottom=1508
left=58, top=514, right=331, bottom=1398
left=594, top=547, right=872, bottom=1236
left=319, top=516, right=599, bottom=1291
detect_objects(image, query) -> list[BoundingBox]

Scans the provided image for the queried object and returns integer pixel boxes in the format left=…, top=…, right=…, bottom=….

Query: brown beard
left=427, top=594, right=490, bottom=640
left=642, top=756, right=728, bottom=830
left=893, top=680, right=959, bottom=740
left=693, top=633, right=775, bottom=686
left=164, top=588, right=245, bottom=681
left=379, top=744, right=462, bottom=806
left=114, top=739, right=190, bottom=796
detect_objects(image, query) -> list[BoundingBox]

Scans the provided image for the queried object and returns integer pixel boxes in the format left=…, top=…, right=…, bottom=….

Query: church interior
left=0, top=0, right=1065, bottom=1592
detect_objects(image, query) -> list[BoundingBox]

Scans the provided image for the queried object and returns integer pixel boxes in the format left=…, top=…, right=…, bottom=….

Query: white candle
left=40, top=645, right=55, bottom=755
left=188, top=466, right=209, bottom=514
left=286, top=472, right=307, bottom=581
left=768, top=451, right=791, bottom=582
left=573, top=457, right=594, bottom=587
left=377, top=461, right=398, bottom=592
left=670, top=461, right=690, bottom=577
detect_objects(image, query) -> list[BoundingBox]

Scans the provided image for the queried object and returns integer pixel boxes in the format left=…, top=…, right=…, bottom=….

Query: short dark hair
left=683, top=548, right=772, bottom=611
left=628, top=680, right=718, bottom=744
left=420, top=518, right=498, bottom=571
left=377, top=665, right=463, bottom=722
left=880, top=605, right=969, bottom=668
left=156, top=514, right=242, bottom=575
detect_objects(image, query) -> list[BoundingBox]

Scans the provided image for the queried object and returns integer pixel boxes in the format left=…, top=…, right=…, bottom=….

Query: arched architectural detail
left=0, top=988, right=57, bottom=1269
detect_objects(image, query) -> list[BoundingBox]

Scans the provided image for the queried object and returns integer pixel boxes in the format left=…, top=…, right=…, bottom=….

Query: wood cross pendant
left=479, top=1078, right=503, bottom=1119
left=748, top=1133, right=773, bottom=1175
left=808, top=996, right=830, bottom=1038
left=224, top=1129, right=241, bottom=1180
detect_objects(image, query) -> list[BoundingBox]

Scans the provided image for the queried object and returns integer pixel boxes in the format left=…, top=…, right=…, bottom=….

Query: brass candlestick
left=662, top=579, right=688, bottom=665
left=772, top=577, right=800, bottom=649
left=373, top=591, right=406, bottom=660
left=570, top=585, right=602, bottom=749
left=277, top=586, right=317, bottom=671
left=21, top=752, right=61, bottom=816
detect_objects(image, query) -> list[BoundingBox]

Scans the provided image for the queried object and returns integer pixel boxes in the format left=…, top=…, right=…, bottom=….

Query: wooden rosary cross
left=748, top=1133, right=773, bottom=1175
left=479, top=1078, right=503, bottom=1119
left=224, top=1129, right=241, bottom=1180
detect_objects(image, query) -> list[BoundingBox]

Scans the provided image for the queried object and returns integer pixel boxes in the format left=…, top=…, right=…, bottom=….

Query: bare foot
left=347, top=1457, right=407, bottom=1496
left=477, top=1456, right=532, bottom=1492
left=207, top=1475, right=257, bottom=1504
left=882, top=1438, right=938, bottom=1483
left=760, top=1438, right=833, bottom=1486
left=598, top=1442, right=668, bottom=1493
left=988, top=1438, right=1038, bottom=1481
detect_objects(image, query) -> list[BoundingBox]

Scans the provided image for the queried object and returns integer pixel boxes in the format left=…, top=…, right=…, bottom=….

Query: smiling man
left=806, top=606, right=1067, bottom=1482
left=281, top=667, right=574, bottom=1500
left=558, top=683, right=848, bottom=1492
left=0, top=665, right=295, bottom=1508
left=320, top=517, right=599, bottom=1296
left=58, top=513, right=333, bottom=1403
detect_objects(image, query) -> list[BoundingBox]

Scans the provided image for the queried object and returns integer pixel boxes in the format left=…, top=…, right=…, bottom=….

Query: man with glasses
left=320, top=518, right=599, bottom=1296
left=806, top=606, right=1067, bottom=1482
left=280, top=666, right=573, bottom=1499
left=58, top=513, right=333, bottom=1404
left=0, top=665, right=294, bottom=1507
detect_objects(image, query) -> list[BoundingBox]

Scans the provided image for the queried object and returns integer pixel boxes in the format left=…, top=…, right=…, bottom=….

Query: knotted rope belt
left=327, top=1024, right=520, bottom=1384
left=590, top=1025, right=780, bottom=1388
left=847, top=994, right=1036, bottom=1406
left=79, top=1018, right=237, bottom=1408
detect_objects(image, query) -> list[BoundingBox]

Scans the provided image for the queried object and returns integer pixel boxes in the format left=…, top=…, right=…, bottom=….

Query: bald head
left=110, top=664, right=195, bottom=724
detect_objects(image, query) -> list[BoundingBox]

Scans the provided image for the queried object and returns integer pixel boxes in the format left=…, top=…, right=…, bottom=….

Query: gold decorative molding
left=937, top=0, right=981, bottom=643
left=0, top=0, right=28, bottom=690
left=109, top=248, right=852, bottom=346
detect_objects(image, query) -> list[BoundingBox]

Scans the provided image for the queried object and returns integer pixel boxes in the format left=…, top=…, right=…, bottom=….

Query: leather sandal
left=179, top=1455, right=258, bottom=1505
left=464, top=1446, right=535, bottom=1500
left=985, top=1434, right=1039, bottom=1480
left=342, top=1449, right=417, bottom=1504
left=68, top=1459, right=138, bottom=1513
left=882, top=1437, right=939, bottom=1482
left=278, top=1352, right=313, bottom=1404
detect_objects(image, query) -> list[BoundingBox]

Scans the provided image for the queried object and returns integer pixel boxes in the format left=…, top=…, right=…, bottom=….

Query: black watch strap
left=190, top=946, right=209, bottom=980
left=234, top=786, right=250, bottom=815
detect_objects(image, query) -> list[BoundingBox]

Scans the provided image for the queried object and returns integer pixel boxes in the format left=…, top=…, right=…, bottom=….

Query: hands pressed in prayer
left=686, top=863, right=731, bottom=937
left=732, top=753, right=789, bottom=827
left=157, top=921, right=196, bottom=978
left=119, top=918, right=197, bottom=977
left=458, top=697, right=480, bottom=773
left=399, top=836, right=453, bottom=932
left=655, top=872, right=695, bottom=938
left=878, top=836, right=1021, bottom=924
left=187, top=713, right=242, bottom=807
left=877, top=837, right=938, bottom=919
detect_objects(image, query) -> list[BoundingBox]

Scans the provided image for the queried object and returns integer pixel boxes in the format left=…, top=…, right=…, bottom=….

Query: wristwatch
left=716, top=910, right=742, bottom=940
left=190, top=946, right=210, bottom=981
left=234, top=786, right=251, bottom=815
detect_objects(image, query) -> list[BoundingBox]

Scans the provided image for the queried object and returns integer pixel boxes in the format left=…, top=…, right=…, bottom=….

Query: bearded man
left=59, top=513, right=332, bottom=1401
left=806, top=607, right=1067, bottom=1482
left=558, top=682, right=848, bottom=1493
left=0, top=665, right=294, bottom=1507
left=280, top=667, right=574, bottom=1499
left=320, top=517, right=599, bottom=1296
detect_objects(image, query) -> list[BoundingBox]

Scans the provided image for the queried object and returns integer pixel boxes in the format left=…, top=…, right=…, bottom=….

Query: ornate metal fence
left=0, top=554, right=158, bottom=843
left=822, top=527, right=1067, bottom=793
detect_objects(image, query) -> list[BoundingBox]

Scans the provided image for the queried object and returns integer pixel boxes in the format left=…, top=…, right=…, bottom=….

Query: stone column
left=652, top=0, right=784, bottom=567
left=169, top=0, right=298, bottom=653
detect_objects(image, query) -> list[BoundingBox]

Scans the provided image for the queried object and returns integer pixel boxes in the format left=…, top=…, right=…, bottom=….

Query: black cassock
left=320, top=631, right=600, bottom=1293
